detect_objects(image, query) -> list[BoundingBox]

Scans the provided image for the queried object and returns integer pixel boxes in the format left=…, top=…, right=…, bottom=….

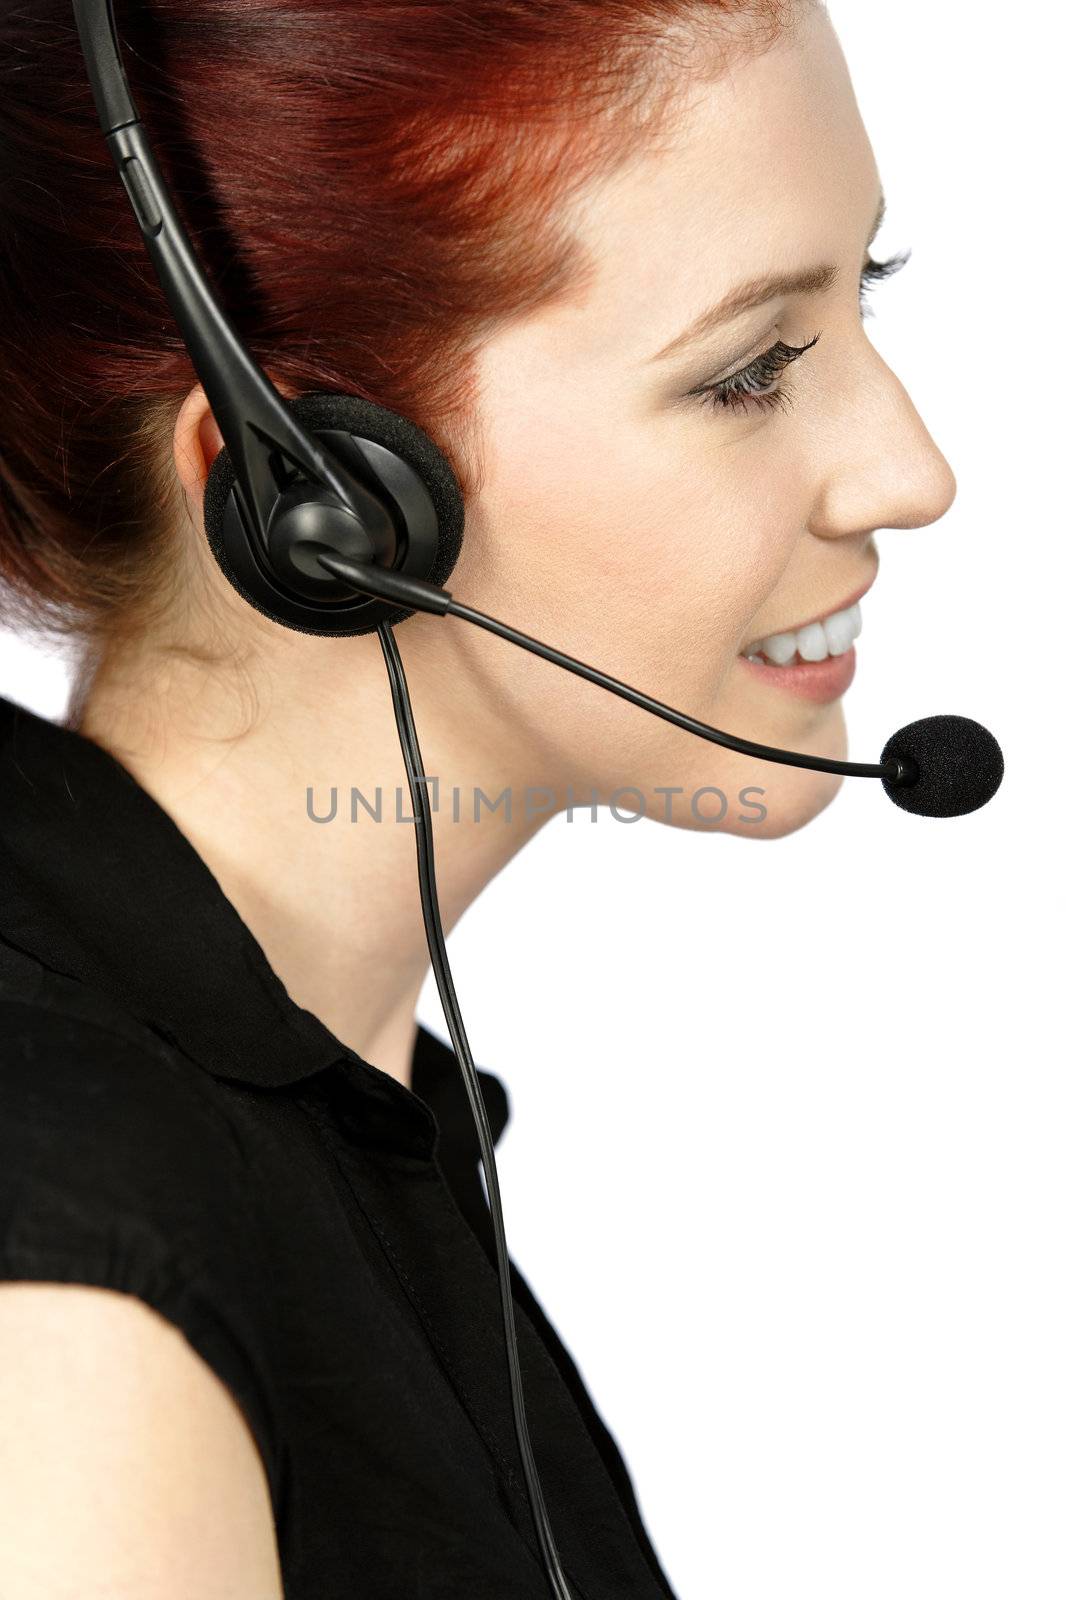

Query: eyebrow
left=648, top=189, right=887, bottom=364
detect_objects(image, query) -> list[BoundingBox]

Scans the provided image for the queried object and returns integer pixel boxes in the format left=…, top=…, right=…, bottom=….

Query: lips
left=738, top=645, right=858, bottom=705
left=736, top=575, right=875, bottom=706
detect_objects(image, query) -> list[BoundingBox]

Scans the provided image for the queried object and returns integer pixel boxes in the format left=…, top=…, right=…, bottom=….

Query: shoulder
left=0, top=979, right=284, bottom=1514
left=0, top=978, right=254, bottom=1253
left=0, top=972, right=243, bottom=1176
left=0, top=1280, right=285, bottom=1596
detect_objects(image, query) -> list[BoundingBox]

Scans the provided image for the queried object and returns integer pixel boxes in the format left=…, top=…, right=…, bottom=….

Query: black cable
left=446, top=600, right=891, bottom=779
left=375, top=621, right=578, bottom=1600
left=315, top=555, right=911, bottom=785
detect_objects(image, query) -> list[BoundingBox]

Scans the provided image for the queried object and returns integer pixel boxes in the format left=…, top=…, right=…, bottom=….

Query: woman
left=0, top=0, right=956, bottom=1593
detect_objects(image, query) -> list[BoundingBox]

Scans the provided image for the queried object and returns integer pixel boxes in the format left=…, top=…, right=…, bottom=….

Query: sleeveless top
left=0, top=693, right=677, bottom=1599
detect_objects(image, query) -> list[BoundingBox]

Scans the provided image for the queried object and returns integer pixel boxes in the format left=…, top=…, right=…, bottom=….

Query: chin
left=730, top=702, right=849, bottom=839
left=643, top=698, right=851, bottom=839
left=730, top=766, right=845, bottom=840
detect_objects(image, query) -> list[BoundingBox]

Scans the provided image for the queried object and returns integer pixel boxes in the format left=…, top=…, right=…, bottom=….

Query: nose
left=806, top=345, right=958, bottom=540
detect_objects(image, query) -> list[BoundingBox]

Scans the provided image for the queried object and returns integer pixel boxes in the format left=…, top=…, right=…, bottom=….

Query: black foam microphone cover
left=881, top=715, right=1004, bottom=817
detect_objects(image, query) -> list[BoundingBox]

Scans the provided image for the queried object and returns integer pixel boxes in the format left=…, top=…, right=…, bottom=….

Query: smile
left=735, top=578, right=875, bottom=705
left=742, top=597, right=863, bottom=667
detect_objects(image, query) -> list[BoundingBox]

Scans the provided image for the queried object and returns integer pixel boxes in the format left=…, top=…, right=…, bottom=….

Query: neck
left=73, top=613, right=553, bottom=1090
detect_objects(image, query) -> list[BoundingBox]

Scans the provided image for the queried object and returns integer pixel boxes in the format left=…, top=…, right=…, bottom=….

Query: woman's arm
left=0, top=1282, right=285, bottom=1599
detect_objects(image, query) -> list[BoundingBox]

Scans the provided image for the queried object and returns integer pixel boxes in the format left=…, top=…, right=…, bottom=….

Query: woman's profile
left=0, top=0, right=957, bottom=1593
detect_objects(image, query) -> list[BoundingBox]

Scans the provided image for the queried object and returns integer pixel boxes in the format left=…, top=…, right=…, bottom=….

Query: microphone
left=881, top=715, right=1004, bottom=817
left=315, top=555, right=1004, bottom=818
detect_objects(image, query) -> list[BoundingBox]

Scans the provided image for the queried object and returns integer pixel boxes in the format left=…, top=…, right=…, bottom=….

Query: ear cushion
left=201, top=390, right=465, bottom=633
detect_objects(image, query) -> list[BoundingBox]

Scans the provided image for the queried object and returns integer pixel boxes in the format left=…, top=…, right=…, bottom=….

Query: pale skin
left=2, top=9, right=957, bottom=1589
left=77, top=3, right=954, bottom=1097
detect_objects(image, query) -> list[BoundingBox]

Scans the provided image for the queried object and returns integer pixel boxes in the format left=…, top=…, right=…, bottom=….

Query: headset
left=71, top=5, right=1004, bottom=1595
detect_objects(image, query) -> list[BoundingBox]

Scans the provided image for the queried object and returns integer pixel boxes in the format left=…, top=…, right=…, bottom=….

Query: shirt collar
left=0, top=693, right=508, bottom=1149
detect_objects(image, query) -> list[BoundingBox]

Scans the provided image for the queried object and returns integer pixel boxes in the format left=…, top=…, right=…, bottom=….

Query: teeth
left=746, top=601, right=862, bottom=667
left=762, top=631, right=799, bottom=666
left=824, top=605, right=858, bottom=655
left=796, top=621, right=828, bottom=662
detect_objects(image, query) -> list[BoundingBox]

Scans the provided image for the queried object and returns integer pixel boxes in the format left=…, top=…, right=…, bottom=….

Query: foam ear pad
left=201, top=390, right=465, bottom=635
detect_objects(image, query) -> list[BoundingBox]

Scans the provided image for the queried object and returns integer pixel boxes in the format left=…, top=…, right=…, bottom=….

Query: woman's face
left=451, top=1, right=957, bottom=839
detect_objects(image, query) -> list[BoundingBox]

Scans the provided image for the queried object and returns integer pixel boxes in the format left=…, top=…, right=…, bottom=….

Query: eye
left=688, top=334, right=821, bottom=416
left=860, top=248, right=911, bottom=319
left=687, top=247, right=913, bottom=417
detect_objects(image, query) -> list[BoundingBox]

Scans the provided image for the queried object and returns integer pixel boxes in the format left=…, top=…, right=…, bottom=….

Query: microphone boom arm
left=315, top=554, right=919, bottom=787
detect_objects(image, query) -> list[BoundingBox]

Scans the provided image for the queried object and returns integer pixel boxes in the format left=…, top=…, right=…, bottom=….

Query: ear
left=172, top=383, right=225, bottom=511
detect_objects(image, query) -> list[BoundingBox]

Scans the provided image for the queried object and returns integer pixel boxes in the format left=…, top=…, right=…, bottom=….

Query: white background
left=2, top=4, right=1062, bottom=1596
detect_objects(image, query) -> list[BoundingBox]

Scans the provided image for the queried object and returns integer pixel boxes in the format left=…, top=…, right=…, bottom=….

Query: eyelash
left=690, top=249, right=911, bottom=416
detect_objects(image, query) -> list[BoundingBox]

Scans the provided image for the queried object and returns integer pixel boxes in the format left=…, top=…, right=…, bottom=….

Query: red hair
left=0, top=0, right=790, bottom=651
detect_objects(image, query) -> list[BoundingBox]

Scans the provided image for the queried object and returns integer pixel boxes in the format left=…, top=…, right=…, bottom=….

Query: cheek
left=649, top=471, right=799, bottom=693
left=469, top=386, right=799, bottom=690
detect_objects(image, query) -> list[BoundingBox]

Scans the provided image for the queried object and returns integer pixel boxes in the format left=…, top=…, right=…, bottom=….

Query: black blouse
left=0, top=693, right=677, bottom=1599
